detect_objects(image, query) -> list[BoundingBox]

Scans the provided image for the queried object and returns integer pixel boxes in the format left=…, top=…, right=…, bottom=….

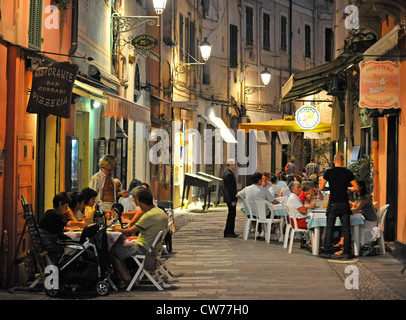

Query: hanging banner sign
left=27, top=61, right=79, bottom=118
left=295, top=105, right=320, bottom=130
left=359, top=61, right=400, bottom=109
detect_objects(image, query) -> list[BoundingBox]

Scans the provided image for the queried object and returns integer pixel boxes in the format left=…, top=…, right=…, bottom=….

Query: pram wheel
left=95, top=281, right=110, bottom=296
left=45, top=288, right=60, bottom=297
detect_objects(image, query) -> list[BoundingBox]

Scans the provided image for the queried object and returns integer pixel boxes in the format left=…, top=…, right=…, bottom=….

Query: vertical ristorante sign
left=27, top=61, right=79, bottom=118
left=359, top=61, right=401, bottom=109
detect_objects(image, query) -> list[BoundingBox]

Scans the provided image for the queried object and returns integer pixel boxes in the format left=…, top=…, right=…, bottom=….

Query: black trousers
left=224, top=202, right=237, bottom=235
left=323, top=202, right=352, bottom=255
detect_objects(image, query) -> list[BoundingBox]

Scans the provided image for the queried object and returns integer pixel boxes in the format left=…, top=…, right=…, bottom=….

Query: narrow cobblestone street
left=2, top=203, right=405, bottom=303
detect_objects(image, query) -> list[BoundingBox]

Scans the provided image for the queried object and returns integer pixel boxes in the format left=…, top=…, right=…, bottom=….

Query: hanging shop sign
left=27, top=61, right=79, bottom=118
left=131, top=34, right=159, bottom=51
left=295, top=105, right=320, bottom=130
left=359, top=61, right=400, bottom=109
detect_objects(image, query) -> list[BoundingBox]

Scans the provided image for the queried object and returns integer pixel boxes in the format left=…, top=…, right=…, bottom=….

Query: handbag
left=144, top=250, right=158, bottom=271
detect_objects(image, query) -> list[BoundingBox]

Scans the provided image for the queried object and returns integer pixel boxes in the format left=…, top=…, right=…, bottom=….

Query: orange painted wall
left=0, top=41, right=8, bottom=237
left=42, top=0, right=73, bottom=61
left=377, top=16, right=406, bottom=244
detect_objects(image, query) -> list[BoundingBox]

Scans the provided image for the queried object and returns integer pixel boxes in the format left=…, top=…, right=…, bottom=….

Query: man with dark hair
left=319, top=153, right=359, bottom=260
left=39, top=192, right=73, bottom=262
left=223, top=159, right=238, bottom=238
left=111, top=188, right=168, bottom=286
left=237, top=172, right=278, bottom=218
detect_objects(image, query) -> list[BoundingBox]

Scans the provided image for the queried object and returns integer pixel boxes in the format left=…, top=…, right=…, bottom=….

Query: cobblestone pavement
left=1, top=203, right=406, bottom=303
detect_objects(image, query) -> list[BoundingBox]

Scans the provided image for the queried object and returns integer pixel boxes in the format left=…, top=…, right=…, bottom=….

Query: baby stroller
left=22, top=196, right=124, bottom=297
left=44, top=203, right=125, bottom=297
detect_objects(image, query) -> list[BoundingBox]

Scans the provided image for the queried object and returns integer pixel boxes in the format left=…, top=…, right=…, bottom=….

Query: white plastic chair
left=241, top=197, right=258, bottom=240
left=253, top=199, right=282, bottom=243
left=282, top=203, right=312, bottom=254
left=282, top=204, right=292, bottom=249
left=126, top=230, right=168, bottom=291
left=376, top=204, right=390, bottom=254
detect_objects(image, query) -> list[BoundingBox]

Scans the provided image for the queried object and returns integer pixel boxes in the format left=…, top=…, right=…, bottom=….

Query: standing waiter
left=223, top=159, right=239, bottom=238
left=319, top=153, right=359, bottom=259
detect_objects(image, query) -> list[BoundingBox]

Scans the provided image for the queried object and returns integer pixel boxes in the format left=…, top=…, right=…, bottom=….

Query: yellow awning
left=239, top=119, right=331, bottom=133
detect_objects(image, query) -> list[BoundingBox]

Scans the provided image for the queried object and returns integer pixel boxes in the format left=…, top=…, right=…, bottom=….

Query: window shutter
left=230, top=24, right=238, bottom=68
left=246, top=6, right=253, bottom=46
left=28, top=0, right=43, bottom=50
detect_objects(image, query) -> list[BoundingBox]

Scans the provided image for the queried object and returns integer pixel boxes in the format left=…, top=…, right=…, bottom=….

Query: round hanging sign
left=295, top=105, right=320, bottom=130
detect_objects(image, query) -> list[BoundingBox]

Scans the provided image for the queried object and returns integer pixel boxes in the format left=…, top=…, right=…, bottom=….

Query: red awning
left=103, top=92, right=151, bottom=125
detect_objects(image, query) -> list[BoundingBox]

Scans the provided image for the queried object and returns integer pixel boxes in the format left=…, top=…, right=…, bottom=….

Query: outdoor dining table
left=306, top=209, right=364, bottom=256
left=272, top=203, right=287, bottom=217
left=64, top=228, right=124, bottom=250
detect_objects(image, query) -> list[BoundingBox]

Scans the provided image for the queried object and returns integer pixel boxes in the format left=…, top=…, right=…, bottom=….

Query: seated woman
left=351, top=180, right=377, bottom=245
left=63, top=191, right=87, bottom=229
left=79, top=187, right=98, bottom=225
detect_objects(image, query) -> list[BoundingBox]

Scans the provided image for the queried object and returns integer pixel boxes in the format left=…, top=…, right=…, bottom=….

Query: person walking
left=319, top=153, right=359, bottom=259
left=305, top=158, right=319, bottom=179
left=223, top=159, right=239, bottom=238
left=285, top=157, right=296, bottom=176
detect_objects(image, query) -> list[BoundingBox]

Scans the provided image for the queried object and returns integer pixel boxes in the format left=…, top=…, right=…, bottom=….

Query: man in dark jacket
left=223, top=159, right=238, bottom=238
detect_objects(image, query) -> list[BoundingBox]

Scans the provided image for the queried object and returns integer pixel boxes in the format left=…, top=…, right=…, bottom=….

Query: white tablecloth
left=64, top=229, right=123, bottom=250
left=306, top=209, right=364, bottom=256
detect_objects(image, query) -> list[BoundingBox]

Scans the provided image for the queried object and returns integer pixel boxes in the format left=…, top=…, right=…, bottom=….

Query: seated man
left=122, top=186, right=146, bottom=228
left=238, top=172, right=278, bottom=218
left=39, top=192, right=75, bottom=262
left=262, top=172, right=274, bottom=195
left=109, top=188, right=168, bottom=287
left=286, top=181, right=316, bottom=229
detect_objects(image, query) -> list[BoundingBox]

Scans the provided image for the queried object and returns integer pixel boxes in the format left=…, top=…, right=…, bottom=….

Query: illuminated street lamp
left=199, top=38, right=212, bottom=62
left=245, top=67, right=272, bottom=95
left=153, top=0, right=167, bottom=14
left=261, top=67, right=271, bottom=86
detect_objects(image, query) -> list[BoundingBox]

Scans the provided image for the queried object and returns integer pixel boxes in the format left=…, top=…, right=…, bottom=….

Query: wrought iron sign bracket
left=112, top=13, right=160, bottom=52
left=112, top=13, right=159, bottom=33
left=244, top=85, right=266, bottom=95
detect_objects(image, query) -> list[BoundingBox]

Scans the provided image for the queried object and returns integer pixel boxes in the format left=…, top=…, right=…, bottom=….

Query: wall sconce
left=244, top=67, right=271, bottom=95
left=199, top=38, right=212, bottom=62
left=178, top=37, right=212, bottom=71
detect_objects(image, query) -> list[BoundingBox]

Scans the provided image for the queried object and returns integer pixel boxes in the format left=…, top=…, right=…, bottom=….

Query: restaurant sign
left=295, top=105, right=320, bottom=130
left=359, top=61, right=400, bottom=109
left=27, top=61, right=79, bottom=118
left=131, top=34, right=158, bottom=51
